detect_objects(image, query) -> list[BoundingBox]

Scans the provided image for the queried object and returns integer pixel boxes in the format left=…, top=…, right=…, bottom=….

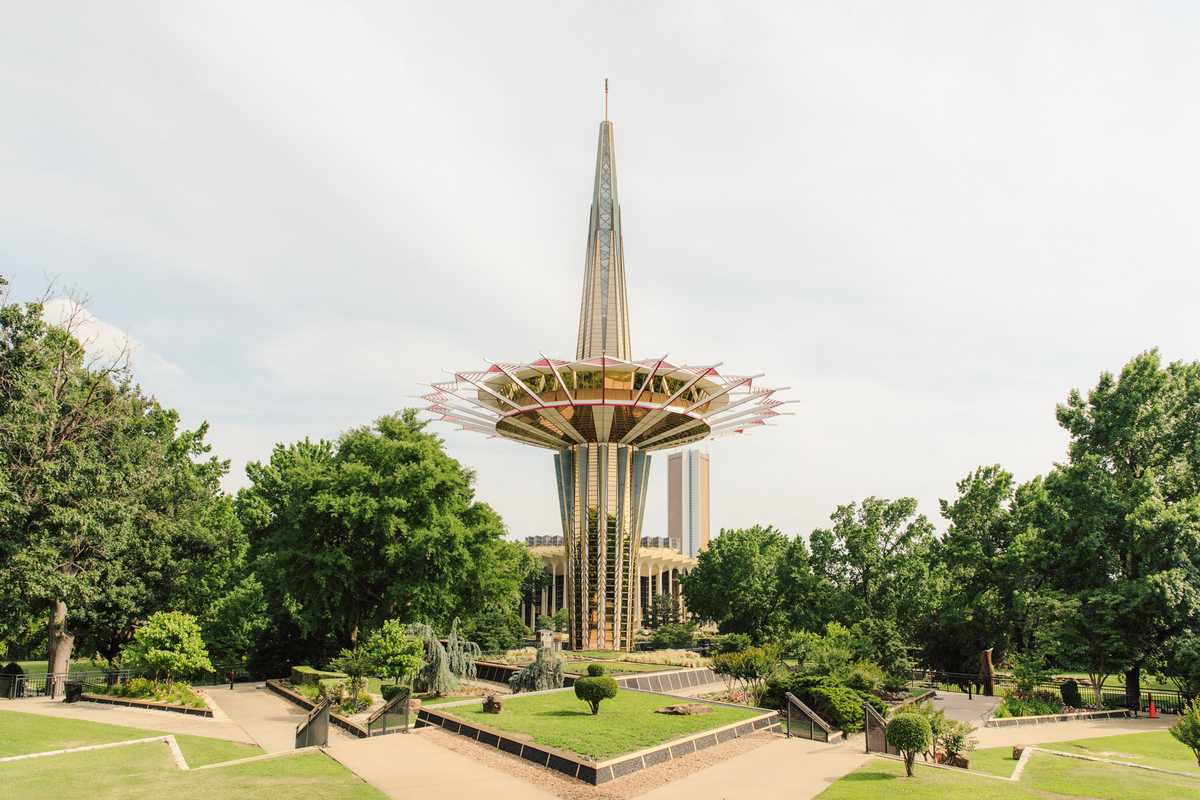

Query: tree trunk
left=47, top=599, right=74, bottom=698
left=980, top=648, right=995, bottom=697
left=1125, top=665, right=1141, bottom=713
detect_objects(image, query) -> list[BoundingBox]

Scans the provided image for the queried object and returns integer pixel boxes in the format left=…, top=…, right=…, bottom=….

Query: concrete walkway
left=932, top=690, right=1003, bottom=723
left=639, top=734, right=872, bottom=800
left=202, top=683, right=310, bottom=753
left=973, top=715, right=1176, bottom=748
left=1, top=696, right=255, bottom=744
left=326, top=731, right=559, bottom=799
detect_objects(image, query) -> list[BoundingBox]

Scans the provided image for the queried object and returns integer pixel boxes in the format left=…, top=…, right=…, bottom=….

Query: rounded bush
left=887, top=713, right=932, bottom=776
left=1060, top=679, right=1082, bottom=709
left=574, top=675, right=618, bottom=714
left=586, top=663, right=606, bottom=677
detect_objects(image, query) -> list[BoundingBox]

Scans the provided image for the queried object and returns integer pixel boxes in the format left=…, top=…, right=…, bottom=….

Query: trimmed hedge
left=291, top=665, right=348, bottom=685
left=381, top=684, right=410, bottom=702
left=761, top=672, right=887, bottom=732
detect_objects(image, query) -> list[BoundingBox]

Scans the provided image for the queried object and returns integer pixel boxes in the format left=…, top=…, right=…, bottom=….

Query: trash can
left=64, top=681, right=83, bottom=703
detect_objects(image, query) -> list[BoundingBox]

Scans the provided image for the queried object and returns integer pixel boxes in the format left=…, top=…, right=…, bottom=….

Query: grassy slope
left=0, top=742, right=384, bottom=800
left=0, top=709, right=260, bottom=765
left=973, top=730, right=1199, bottom=777
left=448, top=689, right=759, bottom=760
left=818, top=755, right=1200, bottom=799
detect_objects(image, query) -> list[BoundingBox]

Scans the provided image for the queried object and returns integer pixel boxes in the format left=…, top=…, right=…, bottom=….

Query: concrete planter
left=80, top=692, right=213, bottom=717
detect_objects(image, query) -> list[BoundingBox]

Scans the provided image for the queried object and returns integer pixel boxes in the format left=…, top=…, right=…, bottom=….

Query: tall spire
left=575, top=116, right=631, bottom=360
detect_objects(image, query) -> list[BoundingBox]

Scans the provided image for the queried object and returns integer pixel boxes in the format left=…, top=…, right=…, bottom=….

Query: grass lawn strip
left=971, top=730, right=1199, bottom=778
left=444, top=688, right=761, bottom=761
left=0, top=709, right=261, bottom=765
left=817, top=755, right=1200, bottom=799
left=0, top=741, right=385, bottom=800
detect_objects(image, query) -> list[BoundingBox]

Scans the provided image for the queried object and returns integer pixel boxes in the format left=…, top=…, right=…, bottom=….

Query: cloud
left=41, top=297, right=184, bottom=380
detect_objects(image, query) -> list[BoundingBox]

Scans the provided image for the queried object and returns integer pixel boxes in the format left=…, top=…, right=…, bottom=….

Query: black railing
left=1, top=664, right=259, bottom=700
left=784, top=691, right=832, bottom=742
left=909, top=669, right=1187, bottom=714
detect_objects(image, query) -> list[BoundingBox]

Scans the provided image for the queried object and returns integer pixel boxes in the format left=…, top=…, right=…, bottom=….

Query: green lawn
left=13, top=658, right=110, bottom=676
left=445, top=688, right=761, bottom=761
left=818, top=754, right=1200, bottom=799
left=972, top=730, right=1199, bottom=777
left=0, top=709, right=261, bottom=765
left=0, top=709, right=384, bottom=799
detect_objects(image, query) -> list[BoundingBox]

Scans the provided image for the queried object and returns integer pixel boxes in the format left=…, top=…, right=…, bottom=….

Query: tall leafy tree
left=1039, top=351, right=1200, bottom=707
left=0, top=282, right=242, bottom=682
left=239, top=410, right=534, bottom=670
left=809, top=497, right=935, bottom=640
left=681, top=525, right=790, bottom=642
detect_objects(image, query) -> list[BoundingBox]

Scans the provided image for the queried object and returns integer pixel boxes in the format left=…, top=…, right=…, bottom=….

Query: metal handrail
left=784, top=691, right=832, bottom=742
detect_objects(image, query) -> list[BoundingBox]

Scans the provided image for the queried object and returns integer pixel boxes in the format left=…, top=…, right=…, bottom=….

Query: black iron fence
left=909, top=669, right=1188, bottom=714
left=0, top=664, right=258, bottom=700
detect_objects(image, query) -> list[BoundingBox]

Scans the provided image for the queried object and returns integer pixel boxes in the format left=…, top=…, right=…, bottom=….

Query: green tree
left=681, top=526, right=789, bottom=642
left=0, top=284, right=243, bottom=685
left=809, top=497, right=935, bottom=641
left=1160, top=633, right=1200, bottom=699
left=362, top=619, right=423, bottom=686
left=573, top=675, right=618, bottom=714
left=121, top=611, right=214, bottom=680
left=886, top=713, right=932, bottom=777
left=648, top=593, right=680, bottom=628
left=1171, top=698, right=1200, bottom=767
left=238, top=411, right=530, bottom=667
left=202, top=575, right=268, bottom=671
left=1032, top=352, right=1200, bottom=707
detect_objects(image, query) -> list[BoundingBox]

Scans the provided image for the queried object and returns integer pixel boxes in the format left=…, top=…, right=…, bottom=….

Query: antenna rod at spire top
left=604, top=78, right=608, bottom=121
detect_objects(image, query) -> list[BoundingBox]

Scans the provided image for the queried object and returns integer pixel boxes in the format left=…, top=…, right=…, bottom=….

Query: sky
left=3, top=2, right=1199, bottom=542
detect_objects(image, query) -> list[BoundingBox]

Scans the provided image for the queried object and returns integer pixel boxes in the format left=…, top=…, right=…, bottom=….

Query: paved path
left=325, top=730, right=558, bottom=799
left=932, top=690, right=1002, bottom=723
left=973, top=715, right=1175, bottom=748
left=202, top=683, right=310, bottom=753
left=639, top=734, right=872, bottom=800
left=0, top=696, right=255, bottom=744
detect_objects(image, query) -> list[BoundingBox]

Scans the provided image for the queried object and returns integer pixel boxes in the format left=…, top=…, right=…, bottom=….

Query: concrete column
left=550, top=560, right=557, bottom=615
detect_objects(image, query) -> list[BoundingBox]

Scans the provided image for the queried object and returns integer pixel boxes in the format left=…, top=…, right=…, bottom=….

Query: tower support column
left=555, top=442, right=650, bottom=651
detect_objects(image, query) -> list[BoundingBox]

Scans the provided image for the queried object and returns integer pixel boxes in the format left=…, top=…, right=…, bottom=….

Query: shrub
left=940, top=719, right=977, bottom=761
left=586, top=663, right=606, bottom=677
left=381, top=684, right=410, bottom=702
left=1170, top=698, right=1200, bottom=767
left=574, top=675, right=618, bottom=714
left=808, top=685, right=866, bottom=732
left=291, top=665, right=347, bottom=685
left=94, top=678, right=207, bottom=709
left=714, top=633, right=752, bottom=654
left=652, top=623, right=698, bottom=650
left=994, top=689, right=1062, bottom=718
left=1060, top=679, right=1082, bottom=709
left=329, top=648, right=372, bottom=696
left=121, top=611, right=214, bottom=681
left=845, top=660, right=884, bottom=693
left=1010, top=652, right=1050, bottom=698
left=887, top=713, right=932, bottom=776
left=711, top=646, right=776, bottom=705
left=761, top=671, right=885, bottom=730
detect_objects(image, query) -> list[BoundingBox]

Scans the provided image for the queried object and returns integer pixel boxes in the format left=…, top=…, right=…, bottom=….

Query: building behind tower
left=668, top=449, right=710, bottom=558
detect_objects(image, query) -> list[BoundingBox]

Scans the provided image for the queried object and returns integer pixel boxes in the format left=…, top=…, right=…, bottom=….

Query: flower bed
left=86, top=678, right=207, bottom=709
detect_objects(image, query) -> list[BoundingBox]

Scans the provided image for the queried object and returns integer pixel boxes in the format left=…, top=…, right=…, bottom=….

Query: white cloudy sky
left=3, top=3, right=1199, bottom=541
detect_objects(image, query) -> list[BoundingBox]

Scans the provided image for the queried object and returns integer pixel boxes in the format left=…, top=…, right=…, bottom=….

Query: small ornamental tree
left=574, top=675, right=618, bottom=714
left=363, top=619, right=424, bottom=686
left=1170, top=698, right=1200, bottom=767
left=121, top=611, right=213, bottom=681
left=887, top=713, right=932, bottom=777
left=509, top=643, right=564, bottom=692
left=329, top=647, right=372, bottom=697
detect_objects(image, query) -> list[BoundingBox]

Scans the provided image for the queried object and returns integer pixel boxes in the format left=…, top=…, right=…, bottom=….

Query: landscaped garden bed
left=415, top=687, right=778, bottom=784
left=82, top=678, right=212, bottom=716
